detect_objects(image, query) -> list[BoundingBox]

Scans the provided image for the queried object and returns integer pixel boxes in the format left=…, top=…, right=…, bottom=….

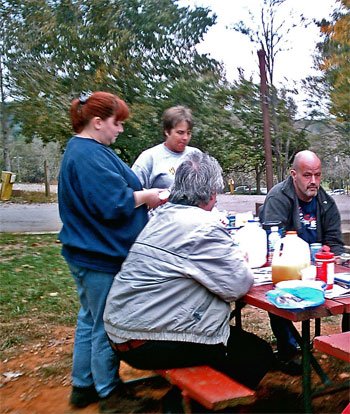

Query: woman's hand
left=134, top=188, right=168, bottom=209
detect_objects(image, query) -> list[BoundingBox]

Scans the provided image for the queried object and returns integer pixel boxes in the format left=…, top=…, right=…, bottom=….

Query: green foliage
left=293, top=117, right=349, bottom=190
left=2, top=0, right=336, bottom=186
left=306, top=0, right=350, bottom=163
left=224, top=75, right=265, bottom=180
left=0, top=234, right=77, bottom=343
left=231, top=0, right=311, bottom=181
left=0, top=134, right=62, bottom=183
left=2, top=0, right=222, bottom=158
left=316, top=0, right=350, bottom=123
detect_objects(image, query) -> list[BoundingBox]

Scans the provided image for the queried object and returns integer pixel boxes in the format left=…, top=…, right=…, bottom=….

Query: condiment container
left=315, top=245, right=334, bottom=293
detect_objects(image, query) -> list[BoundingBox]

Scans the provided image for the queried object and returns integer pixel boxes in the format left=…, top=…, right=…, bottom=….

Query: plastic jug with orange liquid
left=271, top=231, right=311, bottom=284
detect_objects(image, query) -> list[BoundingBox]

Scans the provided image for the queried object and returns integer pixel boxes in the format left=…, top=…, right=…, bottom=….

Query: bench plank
left=156, top=366, right=256, bottom=411
left=342, top=402, right=350, bottom=414
left=314, top=332, right=350, bottom=363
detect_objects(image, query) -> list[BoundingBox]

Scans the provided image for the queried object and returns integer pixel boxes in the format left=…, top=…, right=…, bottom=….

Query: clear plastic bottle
left=266, top=226, right=281, bottom=266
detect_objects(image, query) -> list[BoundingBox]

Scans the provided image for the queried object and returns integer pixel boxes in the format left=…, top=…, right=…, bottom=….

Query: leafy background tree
left=302, top=0, right=349, bottom=190
left=0, top=0, right=348, bottom=192
left=3, top=0, right=222, bottom=150
left=317, top=0, right=350, bottom=124
left=232, top=0, right=311, bottom=181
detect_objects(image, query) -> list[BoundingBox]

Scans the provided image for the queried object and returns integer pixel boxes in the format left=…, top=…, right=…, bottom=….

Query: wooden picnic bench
left=156, top=365, right=256, bottom=413
left=313, top=331, right=350, bottom=413
left=342, top=402, right=350, bottom=414
left=314, top=331, right=350, bottom=363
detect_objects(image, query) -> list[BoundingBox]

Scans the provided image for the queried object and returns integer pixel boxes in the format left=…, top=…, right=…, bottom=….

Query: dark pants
left=269, top=313, right=299, bottom=359
left=270, top=312, right=350, bottom=358
left=342, top=313, right=350, bottom=332
left=112, top=327, right=274, bottom=390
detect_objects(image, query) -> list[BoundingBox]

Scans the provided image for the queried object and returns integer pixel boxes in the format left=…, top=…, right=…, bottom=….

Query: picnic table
left=235, top=264, right=349, bottom=413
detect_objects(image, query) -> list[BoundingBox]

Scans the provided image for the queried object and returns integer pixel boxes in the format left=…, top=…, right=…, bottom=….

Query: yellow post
left=1, top=171, right=16, bottom=201
left=228, top=179, right=234, bottom=195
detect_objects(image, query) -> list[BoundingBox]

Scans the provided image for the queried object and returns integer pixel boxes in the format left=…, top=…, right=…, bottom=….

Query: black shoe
left=277, top=355, right=303, bottom=376
left=70, top=384, right=99, bottom=408
left=99, top=383, right=156, bottom=413
left=162, top=386, right=184, bottom=414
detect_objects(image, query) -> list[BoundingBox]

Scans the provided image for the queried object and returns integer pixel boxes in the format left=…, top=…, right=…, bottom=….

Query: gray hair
left=169, top=152, right=224, bottom=206
left=162, top=106, right=193, bottom=136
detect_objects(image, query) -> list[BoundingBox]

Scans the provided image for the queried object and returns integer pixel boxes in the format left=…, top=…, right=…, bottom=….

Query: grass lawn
left=1, top=233, right=348, bottom=414
left=0, top=233, right=78, bottom=355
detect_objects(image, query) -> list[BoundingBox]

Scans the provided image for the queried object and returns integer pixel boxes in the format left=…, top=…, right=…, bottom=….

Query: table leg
left=289, top=323, right=331, bottom=386
left=301, top=320, right=312, bottom=413
left=315, top=318, right=321, bottom=337
left=342, top=313, right=350, bottom=332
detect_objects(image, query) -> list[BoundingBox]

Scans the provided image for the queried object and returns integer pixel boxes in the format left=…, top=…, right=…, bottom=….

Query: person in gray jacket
left=259, top=150, right=345, bottom=374
left=104, top=152, right=274, bottom=390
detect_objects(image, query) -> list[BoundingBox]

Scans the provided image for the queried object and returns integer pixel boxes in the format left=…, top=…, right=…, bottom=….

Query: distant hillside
left=294, top=118, right=349, bottom=190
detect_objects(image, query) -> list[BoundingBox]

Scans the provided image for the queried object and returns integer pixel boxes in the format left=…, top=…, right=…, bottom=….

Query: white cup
left=300, top=265, right=317, bottom=281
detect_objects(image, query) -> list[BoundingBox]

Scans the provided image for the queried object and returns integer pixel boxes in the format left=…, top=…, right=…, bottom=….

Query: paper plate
left=266, top=286, right=325, bottom=310
left=276, top=280, right=326, bottom=291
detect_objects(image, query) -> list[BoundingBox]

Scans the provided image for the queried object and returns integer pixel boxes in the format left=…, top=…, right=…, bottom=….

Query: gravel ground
left=5, top=183, right=349, bottom=234
left=13, top=183, right=58, bottom=193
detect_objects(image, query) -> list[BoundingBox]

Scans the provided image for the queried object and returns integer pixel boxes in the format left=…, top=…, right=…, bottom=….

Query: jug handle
left=278, top=242, right=284, bottom=257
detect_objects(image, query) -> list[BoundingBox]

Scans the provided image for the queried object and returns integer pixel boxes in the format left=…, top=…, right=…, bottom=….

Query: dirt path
left=1, top=309, right=349, bottom=414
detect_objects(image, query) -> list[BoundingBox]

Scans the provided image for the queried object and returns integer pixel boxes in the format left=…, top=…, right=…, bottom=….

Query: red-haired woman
left=58, top=91, right=162, bottom=413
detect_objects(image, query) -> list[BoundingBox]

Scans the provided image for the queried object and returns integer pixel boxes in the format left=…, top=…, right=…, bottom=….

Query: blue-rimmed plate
left=266, top=285, right=325, bottom=310
left=276, top=280, right=326, bottom=291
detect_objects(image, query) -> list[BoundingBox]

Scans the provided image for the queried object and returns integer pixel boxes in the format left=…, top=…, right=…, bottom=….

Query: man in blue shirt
left=260, top=150, right=345, bottom=374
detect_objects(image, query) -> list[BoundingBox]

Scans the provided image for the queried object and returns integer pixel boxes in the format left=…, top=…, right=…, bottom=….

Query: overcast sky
left=177, top=0, right=338, bottom=115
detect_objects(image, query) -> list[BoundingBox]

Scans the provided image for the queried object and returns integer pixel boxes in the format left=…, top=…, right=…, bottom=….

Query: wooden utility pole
left=257, top=49, right=273, bottom=191
left=44, top=159, right=50, bottom=197
left=0, top=55, right=11, bottom=171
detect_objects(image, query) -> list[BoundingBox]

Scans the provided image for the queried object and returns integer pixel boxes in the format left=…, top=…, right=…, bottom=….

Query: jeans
left=114, top=326, right=274, bottom=390
left=269, top=313, right=299, bottom=359
left=67, top=262, right=120, bottom=398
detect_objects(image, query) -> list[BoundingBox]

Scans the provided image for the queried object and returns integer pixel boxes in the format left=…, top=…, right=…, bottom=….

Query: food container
left=315, top=245, right=334, bottom=293
left=271, top=231, right=310, bottom=284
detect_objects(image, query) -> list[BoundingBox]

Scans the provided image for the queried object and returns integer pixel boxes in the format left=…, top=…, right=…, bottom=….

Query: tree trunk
left=255, top=166, right=262, bottom=194
left=44, top=159, right=50, bottom=197
left=0, top=56, right=11, bottom=171
left=258, top=49, right=274, bottom=191
left=270, top=89, right=282, bottom=181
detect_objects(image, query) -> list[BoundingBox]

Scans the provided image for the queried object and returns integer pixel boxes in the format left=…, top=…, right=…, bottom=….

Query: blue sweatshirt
left=58, top=137, right=148, bottom=273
